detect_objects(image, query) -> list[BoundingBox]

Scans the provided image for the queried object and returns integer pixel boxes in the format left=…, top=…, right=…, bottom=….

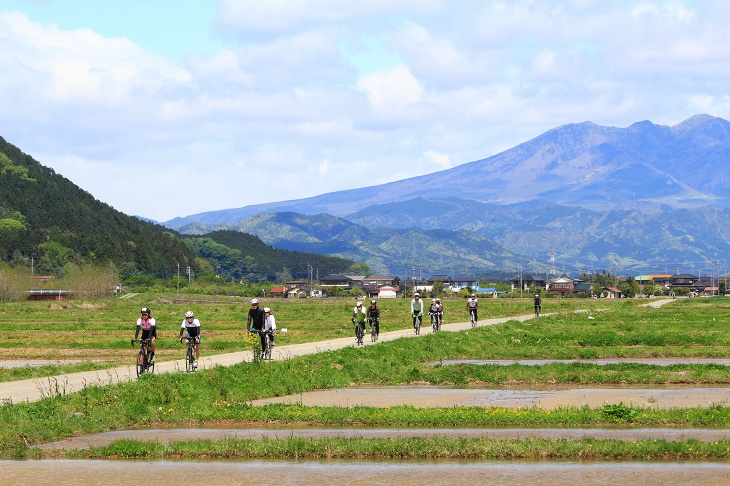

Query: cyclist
left=436, top=298, right=444, bottom=328
left=263, top=307, right=276, bottom=347
left=367, top=299, right=380, bottom=336
left=467, top=294, right=478, bottom=324
left=246, top=298, right=267, bottom=359
left=428, top=298, right=440, bottom=330
left=352, top=301, right=367, bottom=343
left=134, top=307, right=157, bottom=363
left=534, top=293, right=542, bottom=317
left=178, top=310, right=201, bottom=369
left=410, top=293, right=424, bottom=330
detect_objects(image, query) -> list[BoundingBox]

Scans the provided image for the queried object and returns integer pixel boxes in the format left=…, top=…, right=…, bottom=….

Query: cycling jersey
left=180, top=317, right=201, bottom=338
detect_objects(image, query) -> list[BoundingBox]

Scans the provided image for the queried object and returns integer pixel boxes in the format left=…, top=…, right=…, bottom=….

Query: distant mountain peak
left=164, top=114, right=730, bottom=228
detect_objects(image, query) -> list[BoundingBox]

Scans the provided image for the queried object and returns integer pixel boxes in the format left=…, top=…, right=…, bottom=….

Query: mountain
left=197, top=212, right=519, bottom=275
left=162, top=115, right=730, bottom=275
left=0, top=136, right=197, bottom=276
left=174, top=204, right=730, bottom=276
left=164, top=114, right=730, bottom=228
left=181, top=230, right=362, bottom=281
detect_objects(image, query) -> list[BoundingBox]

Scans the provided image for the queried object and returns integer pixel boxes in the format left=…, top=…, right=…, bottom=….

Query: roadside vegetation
left=2, top=295, right=730, bottom=460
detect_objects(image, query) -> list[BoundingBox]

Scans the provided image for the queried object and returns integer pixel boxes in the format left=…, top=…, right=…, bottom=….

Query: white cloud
left=3, top=1, right=730, bottom=221
left=424, top=150, right=451, bottom=169
left=357, top=65, right=424, bottom=114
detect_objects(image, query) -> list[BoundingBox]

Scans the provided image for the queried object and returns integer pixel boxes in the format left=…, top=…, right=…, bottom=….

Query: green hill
left=0, top=136, right=197, bottom=277
left=183, top=230, right=364, bottom=282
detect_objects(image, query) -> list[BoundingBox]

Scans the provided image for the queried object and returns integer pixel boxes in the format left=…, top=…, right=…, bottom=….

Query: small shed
left=377, top=286, right=398, bottom=299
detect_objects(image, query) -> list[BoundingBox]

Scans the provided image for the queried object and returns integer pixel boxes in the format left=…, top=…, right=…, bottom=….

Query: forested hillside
left=0, top=136, right=197, bottom=277
left=183, top=230, right=366, bottom=281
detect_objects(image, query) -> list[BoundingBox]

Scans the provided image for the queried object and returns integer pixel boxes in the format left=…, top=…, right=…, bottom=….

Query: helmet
left=251, top=298, right=259, bottom=305
left=185, top=311, right=194, bottom=318
left=263, top=307, right=271, bottom=313
left=414, top=293, right=420, bottom=297
left=432, top=298, right=436, bottom=302
left=141, top=307, right=150, bottom=315
left=436, top=298, right=441, bottom=303
left=471, top=294, right=476, bottom=297
left=356, top=301, right=362, bottom=307
left=371, top=300, right=376, bottom=304
left=535, top=294, right=539, bottom=297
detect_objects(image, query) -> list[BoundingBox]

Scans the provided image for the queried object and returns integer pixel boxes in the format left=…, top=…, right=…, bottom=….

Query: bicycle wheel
left=264, top=334, right=272, bottom=360
left=186, top=345, right=194, bottom=372
left=136, top=350, right=146, bottom=377
left=471, top=311, right=477, bottom=328
left=371, top=326, right=377, bottom=342
left=432, top=315, right=437, bottom=333
left=415, top=316, right=421, bottom=335
left=356, top=325, right=364, bottom=345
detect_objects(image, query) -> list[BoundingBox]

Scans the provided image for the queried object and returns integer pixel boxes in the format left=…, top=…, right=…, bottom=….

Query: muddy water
left=1, top=459, right=729, bottom=485
left=249, top=385, right=730, bottom=410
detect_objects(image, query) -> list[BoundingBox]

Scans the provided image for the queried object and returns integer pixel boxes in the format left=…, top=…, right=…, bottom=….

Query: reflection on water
left=1, top=459, right=729, bottom=485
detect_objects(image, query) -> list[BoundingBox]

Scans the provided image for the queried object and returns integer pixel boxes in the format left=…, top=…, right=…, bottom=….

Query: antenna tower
left=549, top=248, right=556, bottom=276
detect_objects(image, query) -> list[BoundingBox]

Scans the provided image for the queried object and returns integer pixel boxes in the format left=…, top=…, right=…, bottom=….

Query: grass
left=2, top=294, right=730, bottom=459
left=52, top=436, right=730, bottom=460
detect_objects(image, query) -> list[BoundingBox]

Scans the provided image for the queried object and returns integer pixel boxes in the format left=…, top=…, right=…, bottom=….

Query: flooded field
left=1, top=459, right=729, bottom=485
left=249, top=385, right=730, bottom=410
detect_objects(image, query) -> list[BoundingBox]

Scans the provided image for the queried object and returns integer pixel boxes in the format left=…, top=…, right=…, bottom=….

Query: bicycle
left=469, top=308, right=477, bottom=328
left=430, top=312, right=439, bottom=333
left=413, top=313, right=422, bottom=335
left=368, top=317, right=379, bottom=342
left=260, top=330, right=273, bottom=360
left=131, top=338, right=154, bottom=377
left=354, top=320, right=365, bottom=346
left=183, top=334, right=199, bottom=372
left=534, top=304, right=541, bottom=318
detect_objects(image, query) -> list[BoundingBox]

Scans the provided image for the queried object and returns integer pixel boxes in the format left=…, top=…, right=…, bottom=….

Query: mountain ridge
left=164, top=114, right=730, bottom=229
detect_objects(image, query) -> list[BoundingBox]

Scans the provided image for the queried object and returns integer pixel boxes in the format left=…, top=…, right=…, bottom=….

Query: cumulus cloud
left=2, top=1, right=730, bottom=220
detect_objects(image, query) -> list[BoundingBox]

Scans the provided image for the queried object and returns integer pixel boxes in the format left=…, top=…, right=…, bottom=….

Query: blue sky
left=0, top=0, right=728, bottom=221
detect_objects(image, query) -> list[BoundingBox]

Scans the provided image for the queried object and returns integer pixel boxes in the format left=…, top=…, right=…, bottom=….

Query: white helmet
left=185, top=311, right=194, bottom=318
left=251, top=298, right=259, bottom=305
left=356, top=301, right=362, bottom=307
left=535, top=294, right=539, bottom=297
left=263, top=307, right=271, bottom=313
left=414, top=293, right=420, bottom=297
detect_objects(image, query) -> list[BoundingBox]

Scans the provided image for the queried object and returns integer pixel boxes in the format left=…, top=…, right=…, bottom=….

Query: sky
left=1, top=0, right=729, bottom=222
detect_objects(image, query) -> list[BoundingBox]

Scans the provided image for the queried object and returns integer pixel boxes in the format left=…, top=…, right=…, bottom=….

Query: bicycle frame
left=132, top=339, right=154, bottom=377
left=184, top=335, right=198, bottom=372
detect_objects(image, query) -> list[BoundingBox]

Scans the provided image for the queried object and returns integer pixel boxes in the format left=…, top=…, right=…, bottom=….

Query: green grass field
left=3, top=294, right=730, bottom=460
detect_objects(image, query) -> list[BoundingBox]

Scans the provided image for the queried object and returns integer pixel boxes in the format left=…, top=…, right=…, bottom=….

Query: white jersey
left=181, top=318, right=201, bottom=330
left=264, top=314, right=276, bottom=332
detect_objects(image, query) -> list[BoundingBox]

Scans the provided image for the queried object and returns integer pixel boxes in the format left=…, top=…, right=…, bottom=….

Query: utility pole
left=177, top=262, right=180, bottom=293
left=518, top=263, right=523, bottom=299
left=307, top=263, right=313, bottom=297
left=215, top=263, right=220, bottom=295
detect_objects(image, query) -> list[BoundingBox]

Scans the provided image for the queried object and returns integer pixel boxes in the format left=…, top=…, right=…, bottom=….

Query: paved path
left=0, top=299, right=677, bottom=405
